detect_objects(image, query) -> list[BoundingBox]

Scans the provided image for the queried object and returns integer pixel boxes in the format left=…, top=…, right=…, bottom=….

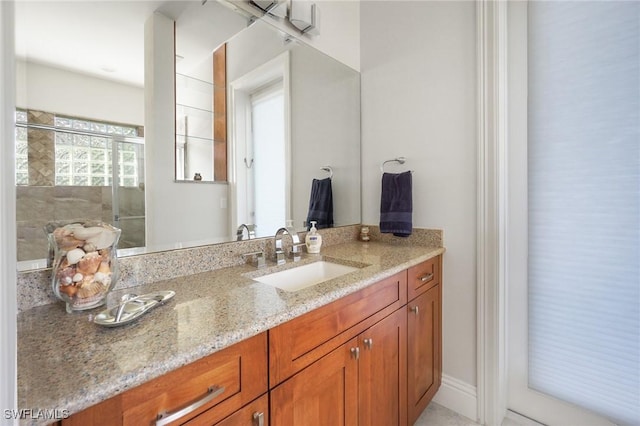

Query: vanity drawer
left=122, top=332, right=267, bottom=426
left=407, top=256, right=441, bottom=300
left=269, top=271, right=407, bottom=385
left=65, top=332, right=267, bottom=426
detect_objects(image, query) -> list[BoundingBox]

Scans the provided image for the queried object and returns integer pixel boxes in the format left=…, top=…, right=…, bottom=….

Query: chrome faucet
left=274, top=225, right=304, bottom=265
left=241, top=250, right=266, bottom=268
left=236, top=224, right=256, bottom=241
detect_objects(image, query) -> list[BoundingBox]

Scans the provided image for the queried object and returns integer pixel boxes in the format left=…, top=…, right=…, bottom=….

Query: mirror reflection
left=14, top=0, right=361, bottom=270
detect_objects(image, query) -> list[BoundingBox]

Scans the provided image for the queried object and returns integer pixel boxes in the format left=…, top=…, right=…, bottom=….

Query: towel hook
left=321, top=166, right=333, bottom=178
left=380, top=157, right=407, bottom=173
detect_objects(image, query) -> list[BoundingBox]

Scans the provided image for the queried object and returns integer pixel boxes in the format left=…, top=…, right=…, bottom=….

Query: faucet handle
left=242, top=251, right=266, bottom=269
left=291, top=243, right=306, bottom=262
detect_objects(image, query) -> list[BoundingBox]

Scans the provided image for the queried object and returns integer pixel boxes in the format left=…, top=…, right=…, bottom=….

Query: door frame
left=227, top=51, right=291, bottom=239
left=476, top=1, right=509, bottom=425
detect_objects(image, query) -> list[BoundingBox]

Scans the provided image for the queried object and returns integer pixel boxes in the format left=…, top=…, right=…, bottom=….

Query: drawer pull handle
left=410, top=306, right=419, bottom=315
left=156, top=385, right=225, bottom=426
left=419, top=273, right=434, bottom=283
left=363, top=338, right=373, bottom=350
left=350, top=347, right=360, bottom=360
left=253, top=412, right=265, bottom=426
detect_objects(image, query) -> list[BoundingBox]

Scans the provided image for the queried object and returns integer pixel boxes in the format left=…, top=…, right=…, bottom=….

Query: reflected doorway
left=230, top=52, right=291, bottom=238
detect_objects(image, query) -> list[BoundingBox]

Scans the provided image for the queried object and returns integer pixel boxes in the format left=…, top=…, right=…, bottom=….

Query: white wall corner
left=1, top=0, right=18, bottom=421
left=433, top=374, right=479, bottom=423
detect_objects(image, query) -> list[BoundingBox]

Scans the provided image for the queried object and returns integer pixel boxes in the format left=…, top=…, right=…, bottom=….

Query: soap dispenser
left=305, top=221, right=322, bottom=254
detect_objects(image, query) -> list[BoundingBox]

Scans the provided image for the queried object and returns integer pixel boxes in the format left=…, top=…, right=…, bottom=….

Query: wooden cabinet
left=62, top=255, right=442, bottom=426
left=358, top=308, right=407, bottom=426
left=186, top=394, right=269, bottom=426
left=269, top=271, right=407, bottom=386
left=407, top=256, right=440, bottom=301
left=407, top=257, right=442, bottom=425
left=270, top=338, right=359, bottom=425
left=63, top=332, right=267, bottom=426
left=269, top=272, right=407, bottom=426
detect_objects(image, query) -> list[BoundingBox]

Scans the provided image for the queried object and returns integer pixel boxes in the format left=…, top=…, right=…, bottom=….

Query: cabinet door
left=270, top=338, right=358, bottom=426
left=358, top=309, right=407, bottom=426
left=407, top=283, right=442, bottom=425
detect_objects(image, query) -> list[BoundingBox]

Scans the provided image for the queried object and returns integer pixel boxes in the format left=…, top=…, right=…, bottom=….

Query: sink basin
left=253, top=261, right=359, bottom=292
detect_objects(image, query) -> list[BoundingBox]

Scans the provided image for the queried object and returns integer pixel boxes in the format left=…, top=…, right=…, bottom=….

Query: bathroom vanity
left=17, top=239, right=443, bottom=426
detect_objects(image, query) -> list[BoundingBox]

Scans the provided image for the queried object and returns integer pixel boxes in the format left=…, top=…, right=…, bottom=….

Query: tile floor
left=415, top=403, right=529, bottom=426
left=415, top=403, right=479, bottom=426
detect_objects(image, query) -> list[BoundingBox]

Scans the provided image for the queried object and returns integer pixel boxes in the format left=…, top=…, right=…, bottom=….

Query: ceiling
left=13, top=0, right=246, bottom=87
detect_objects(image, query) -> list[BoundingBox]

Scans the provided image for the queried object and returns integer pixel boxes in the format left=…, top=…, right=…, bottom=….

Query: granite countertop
left=17, top=241, right=444, bottom=424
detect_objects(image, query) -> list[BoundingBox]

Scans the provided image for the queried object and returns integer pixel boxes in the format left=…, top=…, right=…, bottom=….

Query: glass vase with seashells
left=45, top=221, right=121, bottom=313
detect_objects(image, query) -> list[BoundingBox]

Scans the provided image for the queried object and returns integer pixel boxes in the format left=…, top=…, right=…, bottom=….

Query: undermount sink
left=253, top=261, right=360, bottom=292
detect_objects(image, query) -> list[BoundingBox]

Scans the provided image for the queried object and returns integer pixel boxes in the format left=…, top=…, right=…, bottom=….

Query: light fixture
left=250, top=0, right=288, bottom=19
left=289, top=0, right=319, bottom=35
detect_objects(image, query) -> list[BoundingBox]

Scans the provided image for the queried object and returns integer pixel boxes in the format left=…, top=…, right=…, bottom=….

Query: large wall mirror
left=14, top=0, right=361, bottom=271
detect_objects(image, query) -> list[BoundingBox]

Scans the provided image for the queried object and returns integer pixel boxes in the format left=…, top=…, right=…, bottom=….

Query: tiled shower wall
left=16, top=186, right=145, bottom=261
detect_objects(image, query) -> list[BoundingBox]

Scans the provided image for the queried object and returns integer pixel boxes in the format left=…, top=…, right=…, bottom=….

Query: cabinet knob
left=363, top=338, right=373, bottom=350
left=350, top=346, right=360, bottom=360
left=253, top=411, right=264, bottom=426
left=410, top=305, right=419, bottom=315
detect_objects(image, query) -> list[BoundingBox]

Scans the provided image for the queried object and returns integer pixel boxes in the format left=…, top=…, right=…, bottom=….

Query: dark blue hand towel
left=380, top=171, right=412, bottom=237
left=306, top=177, right=334, bottom=229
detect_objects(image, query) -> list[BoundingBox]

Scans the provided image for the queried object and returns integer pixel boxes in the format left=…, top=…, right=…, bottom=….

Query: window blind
left=528, top=2, right=639, bottom=425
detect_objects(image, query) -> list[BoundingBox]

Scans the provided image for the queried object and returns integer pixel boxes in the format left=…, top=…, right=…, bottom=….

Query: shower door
left=109, top=135, right=145, bottom=250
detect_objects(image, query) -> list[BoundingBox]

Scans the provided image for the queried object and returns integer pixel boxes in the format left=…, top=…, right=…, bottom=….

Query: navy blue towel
left=306, top=177, right=334, bottom=229
left=380, top=171, right=412, bottom=237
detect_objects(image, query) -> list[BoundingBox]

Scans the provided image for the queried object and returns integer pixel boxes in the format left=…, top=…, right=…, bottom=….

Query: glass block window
left=15, top=110, right=29, bottom=185
left=55, top=133, right=113, bottom=186
left=54, top=116, right=139, bottom=137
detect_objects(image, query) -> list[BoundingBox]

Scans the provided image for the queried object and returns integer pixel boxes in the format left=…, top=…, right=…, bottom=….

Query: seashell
left=86, top=228, right=117, bottom=250
left=63, top=223, right=84, bottom=232
left=80, top=274, right=95, bottom=286
left=59, top=284, right=78, bottom=298
left=72, top=226, right=104, bottom=240
left=94, top=272, right=112, bottom=287
left=76, top=279, right=104, bottom=299
left=55, top=266, right=75, bottom=282
left=53, top=228, right=84, bottom=251
left=66, top=248, right=85, bottom=265
left=77, top=252, right=101, bottom=275
left=72, top=273, right=83, bottom=283
left=83, top=242, right=97, bottom=253
left=97, top=261, right=111, bottom=274
left=98, top=248, right=111, bottom=262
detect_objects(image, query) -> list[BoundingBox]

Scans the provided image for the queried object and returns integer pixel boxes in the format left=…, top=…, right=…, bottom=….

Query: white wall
left=144, top=12, right=229, bottom=248
left=360, top=0, right=478, bottom=401
left=15, top=60, right=144, bottom=125
left=1, top=1, right=17, bottom=419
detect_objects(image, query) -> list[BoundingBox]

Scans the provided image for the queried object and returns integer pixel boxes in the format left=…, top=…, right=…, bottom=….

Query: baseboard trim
left=432, top=374, right=478, bottom=422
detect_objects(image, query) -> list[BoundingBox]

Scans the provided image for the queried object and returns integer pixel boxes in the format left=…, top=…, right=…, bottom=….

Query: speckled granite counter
left=17, top=241, right=444, bottom=425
